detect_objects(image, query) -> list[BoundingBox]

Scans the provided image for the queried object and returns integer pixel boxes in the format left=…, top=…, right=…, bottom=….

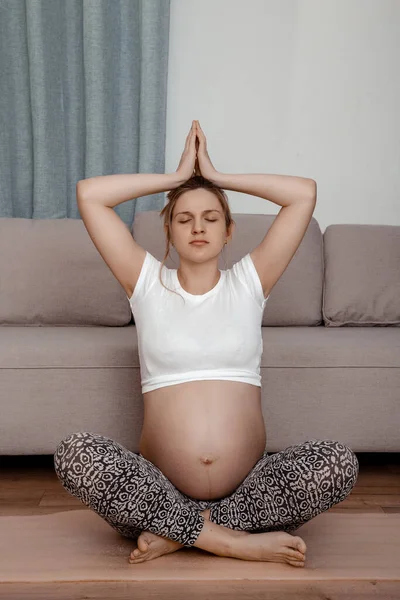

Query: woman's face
left=170, top=189, right=228, bottom=258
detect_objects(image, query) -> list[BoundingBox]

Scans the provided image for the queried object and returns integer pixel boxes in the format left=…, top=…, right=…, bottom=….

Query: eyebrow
left=175, top=210, right=221, bottom=217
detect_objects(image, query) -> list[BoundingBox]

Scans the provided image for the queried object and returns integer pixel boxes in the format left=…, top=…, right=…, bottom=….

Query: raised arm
left=76, top=172, right=184, bottom=298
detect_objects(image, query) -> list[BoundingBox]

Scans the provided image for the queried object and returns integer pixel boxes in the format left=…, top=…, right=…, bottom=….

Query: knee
left=308, top=439, right=359, bottom=497
left=53, top=431, right=96, bottom=483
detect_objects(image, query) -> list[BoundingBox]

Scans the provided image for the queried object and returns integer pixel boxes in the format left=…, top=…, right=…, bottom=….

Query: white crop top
left=126, top=251, right=270, bottom=394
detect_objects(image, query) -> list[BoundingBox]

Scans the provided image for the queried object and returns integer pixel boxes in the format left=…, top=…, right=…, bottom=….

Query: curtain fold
left=0, top=0, right=170, bottom=227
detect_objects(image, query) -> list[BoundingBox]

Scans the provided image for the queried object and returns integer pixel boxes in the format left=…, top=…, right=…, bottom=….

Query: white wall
left=165, top=0, right=400, bottom=233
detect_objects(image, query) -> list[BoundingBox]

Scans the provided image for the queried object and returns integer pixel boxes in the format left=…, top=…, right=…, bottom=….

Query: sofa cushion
left=2, top=325, right=398, bottom=454
left=132, top=210, right=324, bottom=326
left=323, top=225, right=400, bottom=326
left=0, top=218, right=132, bottom=326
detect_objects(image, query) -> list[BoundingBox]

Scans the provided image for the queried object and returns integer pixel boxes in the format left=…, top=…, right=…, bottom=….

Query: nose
left=192, top=222, right=205, bottom=233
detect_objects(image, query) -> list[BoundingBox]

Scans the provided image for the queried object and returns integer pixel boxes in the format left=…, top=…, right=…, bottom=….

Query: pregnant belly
left=139, top=380, right=266, bottom=500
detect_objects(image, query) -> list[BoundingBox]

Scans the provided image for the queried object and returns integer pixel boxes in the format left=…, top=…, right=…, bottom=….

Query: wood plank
left=0, top=506, right=86, bottom=517
left=329, top=506, right=385, bottom=513
left=0, top=480, right=62, bottom=491
left=339, top=494, right=400, bottom=508
left=355, top=473, right=400, bottom=485
left=39, top=492, right=83, bottom=507
left=1, top=458, right=400, bottom=516
left=0, top=468, right=58, bottom=482
left=1, top=580, right=399, bottom=600
left=351, top=486, right=400, bottom=495
left=0, top=490, right=45, bottom=507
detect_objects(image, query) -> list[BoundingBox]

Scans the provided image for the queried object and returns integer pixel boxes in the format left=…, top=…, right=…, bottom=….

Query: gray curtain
left=0, top=0, right=170, bottom=227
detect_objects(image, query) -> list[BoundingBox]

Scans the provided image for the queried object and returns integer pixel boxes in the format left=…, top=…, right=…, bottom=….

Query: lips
left=190, top=241, right=208, bottom=244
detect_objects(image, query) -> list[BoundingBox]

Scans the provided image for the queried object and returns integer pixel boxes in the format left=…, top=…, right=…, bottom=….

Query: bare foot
left=230, top=531, right=307, bottom=567
left=129, top=527, right=250, bottom=564
left=128, top=508, right=247, bottom=564
left=129, top=530, right=182, bottom=564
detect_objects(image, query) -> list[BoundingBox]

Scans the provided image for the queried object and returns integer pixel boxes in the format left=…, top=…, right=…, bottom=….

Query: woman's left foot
left=128, top=508, right=248, bottom=564
left=129, top=531, right=183, bottom=564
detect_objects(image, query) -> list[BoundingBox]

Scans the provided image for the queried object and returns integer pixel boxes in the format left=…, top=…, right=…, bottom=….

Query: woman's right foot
left=229, top=530, right=307, bottom=567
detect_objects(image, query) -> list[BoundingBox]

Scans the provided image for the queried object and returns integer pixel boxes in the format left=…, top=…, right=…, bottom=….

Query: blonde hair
left=158, top=175, right=235, bottom=303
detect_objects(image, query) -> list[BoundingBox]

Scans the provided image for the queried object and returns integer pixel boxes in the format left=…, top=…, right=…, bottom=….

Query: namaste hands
left=176, top=120, right=219, bottom=182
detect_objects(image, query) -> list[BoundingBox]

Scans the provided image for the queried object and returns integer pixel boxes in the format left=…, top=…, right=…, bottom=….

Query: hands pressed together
left=176, top=120, right=219, bottom=183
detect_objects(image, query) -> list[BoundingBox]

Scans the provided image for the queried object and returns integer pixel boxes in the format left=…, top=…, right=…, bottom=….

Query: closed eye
left=179, top=219, right=217, bottom=223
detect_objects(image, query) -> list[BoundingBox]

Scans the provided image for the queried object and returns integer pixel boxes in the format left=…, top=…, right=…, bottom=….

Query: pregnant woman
left=54, top=121, right=359, bottom=566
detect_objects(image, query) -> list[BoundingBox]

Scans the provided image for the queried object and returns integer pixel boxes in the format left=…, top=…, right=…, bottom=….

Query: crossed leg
left=53, top=433, right=358, bottom=563
left=207, top=438, right=359, bottom=533
left=53, top=432, right=225, bottom=547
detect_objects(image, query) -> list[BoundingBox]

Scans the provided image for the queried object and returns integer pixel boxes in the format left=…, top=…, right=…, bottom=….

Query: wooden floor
left=1, top=452, right=400, bottom=600
left=1, top=451, right=399, bottom=517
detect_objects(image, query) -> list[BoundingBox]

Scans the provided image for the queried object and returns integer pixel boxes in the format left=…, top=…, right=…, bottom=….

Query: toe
left=293, top=537, right=307, bottom=554
left=129, top=556, right=145, bottom=564
left=289, top=558, right=305, bottom=568
left=137, top=536, right=149, bottom=553
left=287, top=548, right=305, bottom=561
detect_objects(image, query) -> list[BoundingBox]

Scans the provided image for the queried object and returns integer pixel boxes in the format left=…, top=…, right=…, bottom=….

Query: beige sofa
left=1, top=212, right=399, bottom=455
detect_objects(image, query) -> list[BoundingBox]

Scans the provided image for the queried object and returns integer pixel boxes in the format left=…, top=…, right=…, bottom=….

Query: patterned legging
left=53, top=432, right=359, bottom=548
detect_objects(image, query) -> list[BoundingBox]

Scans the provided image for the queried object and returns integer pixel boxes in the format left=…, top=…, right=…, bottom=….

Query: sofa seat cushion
left=260, top=326, right=400, bottom=368
left=0, top=325, right=139, bottom=368
left=1, top=326, right=399, bottom=454
left=1, top=325, right=398, bottom=370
